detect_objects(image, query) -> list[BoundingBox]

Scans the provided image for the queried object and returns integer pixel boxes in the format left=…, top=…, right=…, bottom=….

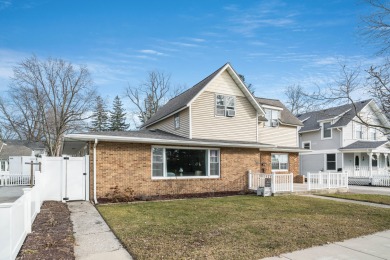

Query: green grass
left=321, top=193, right=390, bottom=205
left=97, top=195, right=390, bottom=259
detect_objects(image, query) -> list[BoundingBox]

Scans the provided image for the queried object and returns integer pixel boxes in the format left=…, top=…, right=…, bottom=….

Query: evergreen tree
left=109, top=96, right=129, bottom=131
left=90, top=96, right=109, bottom=132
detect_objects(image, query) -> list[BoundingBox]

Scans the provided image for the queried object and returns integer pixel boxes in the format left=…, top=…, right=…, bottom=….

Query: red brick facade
left=89, top=142, right=300, bottom=200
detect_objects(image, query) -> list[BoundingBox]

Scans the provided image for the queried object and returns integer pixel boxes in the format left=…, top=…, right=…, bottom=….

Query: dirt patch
left=17, top=201, right=75, bottom=260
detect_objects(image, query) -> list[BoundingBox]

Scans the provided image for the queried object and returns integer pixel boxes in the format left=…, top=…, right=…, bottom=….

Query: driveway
left=0, top=186, right=25, bottom=203
left=348, top=185, right=390, bottom=196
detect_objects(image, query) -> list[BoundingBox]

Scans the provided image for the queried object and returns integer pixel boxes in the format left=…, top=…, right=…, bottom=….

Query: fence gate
left=63, top=156, right=89, bottom=201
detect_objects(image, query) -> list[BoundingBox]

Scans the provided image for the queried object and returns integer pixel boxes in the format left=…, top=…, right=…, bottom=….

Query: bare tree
left=125, top=70, right=183, bottom=127
left=284, top=85, right=317, bottom=115
left=362, top=0, right=390, bottom=55
left=0, top=56, right=96, bottom=156
left=367, top=60, right=390, bottom=118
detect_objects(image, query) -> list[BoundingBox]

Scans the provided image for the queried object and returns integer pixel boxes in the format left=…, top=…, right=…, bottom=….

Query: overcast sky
left=0, top=0, right=382, bottom=105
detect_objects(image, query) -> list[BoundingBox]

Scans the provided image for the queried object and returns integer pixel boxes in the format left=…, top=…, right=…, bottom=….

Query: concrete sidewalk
left=68, top=201, right=132, bottom=260
left=303, top=194, right=390, bottom=208
left=263, top=230, right=390, bottom=260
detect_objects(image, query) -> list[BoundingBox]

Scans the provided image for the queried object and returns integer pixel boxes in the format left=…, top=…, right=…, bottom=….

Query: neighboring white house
left=297, top=99, right=390, bottom=178
left=0, top=140, right=46, bottom=174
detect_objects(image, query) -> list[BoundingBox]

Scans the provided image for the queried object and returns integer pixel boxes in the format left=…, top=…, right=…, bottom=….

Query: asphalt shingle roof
left=81, top=129, right=271, bottom=146
left=256, top=97, right=303, bottom=126
left=142, top=63, right=228, bottom=128
left=0, top=140, right=45, bottom=159
left=297, top=99, right=372, bottom=133
left=340, top=140, right=388, bottom=150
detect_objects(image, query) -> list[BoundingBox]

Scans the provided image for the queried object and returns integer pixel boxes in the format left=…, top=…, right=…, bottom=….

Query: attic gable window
left=216, top=94, right=235, bottom=117
left=264, top=109, right=280, bottom=127
left=174, top=113, right=180, bottom=129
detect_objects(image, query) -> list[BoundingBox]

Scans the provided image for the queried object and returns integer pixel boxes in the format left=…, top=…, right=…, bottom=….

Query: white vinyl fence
left=371, top=175, right=390, bottom=187
left=0, top=174, right=32, bottom=187
left=307, top=172, right=348, bottom=191
left=0, top=171, right=42, bottom=260
left=248, top=171, right=294, bottom=193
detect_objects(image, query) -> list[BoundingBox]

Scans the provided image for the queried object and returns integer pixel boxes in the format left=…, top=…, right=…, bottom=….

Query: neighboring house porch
left=340, top=141, right=390, bottom=178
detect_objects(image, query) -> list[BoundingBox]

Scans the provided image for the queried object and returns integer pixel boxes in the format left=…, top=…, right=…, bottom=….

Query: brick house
left=63, top=63, right=304, bottom=203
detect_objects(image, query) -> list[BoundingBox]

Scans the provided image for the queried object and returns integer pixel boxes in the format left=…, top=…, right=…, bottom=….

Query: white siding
left=148, top=108, right=190, bottom=138
left=258, top=124, right=298, bottom=147
left=192, top=91, right=257, bottom=142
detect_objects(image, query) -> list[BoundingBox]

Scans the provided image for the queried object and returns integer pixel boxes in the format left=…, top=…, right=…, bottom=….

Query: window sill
left=271, top=170, right=289, bottom=172
left=152, top=176, right=220, bottom=180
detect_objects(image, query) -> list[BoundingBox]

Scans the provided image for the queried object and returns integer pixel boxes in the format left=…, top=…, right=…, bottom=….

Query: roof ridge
left=165, top=62, right=229, bottom=103
left=299, top=99, right=373, bottom=116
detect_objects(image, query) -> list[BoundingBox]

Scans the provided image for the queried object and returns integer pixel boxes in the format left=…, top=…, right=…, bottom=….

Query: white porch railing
left=307, top=172, right=348, bottom=190
left=0, top=174, right=32, bottom=186
left=344, top=166, right=389, bottom=177
left=248, top=171, right=294, bottom=193
left=0, top=171, right=42, bottom=260
left=371, top=175, right=390, bottom=187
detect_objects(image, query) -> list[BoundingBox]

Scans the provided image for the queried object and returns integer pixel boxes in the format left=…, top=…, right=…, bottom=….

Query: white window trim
left=321, top=122, right=332, bottom=140
left=302, top=141, right=311, bottom=150
left=264, top=109, right=280, bottom=127
left=325, top=153, right=337, bottom=171
left=215, top=94, right=236, bottom=117
left=271, top=153, right=289, bottom=171
left=151, top=146, right=221, bottom=180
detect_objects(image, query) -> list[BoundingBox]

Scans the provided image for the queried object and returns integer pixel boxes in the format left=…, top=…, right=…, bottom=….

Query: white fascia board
left=299, top=128, right=321, bottom=134
left=261, top=104, right=283, bottom=111
left=142, top=106, right=188, bottom=129
left=64, top=134, right=274, bottom=149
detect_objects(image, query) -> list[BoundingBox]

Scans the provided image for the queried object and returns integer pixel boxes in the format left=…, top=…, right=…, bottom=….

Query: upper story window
left=355, top=123, right=363, bottom=139
left=322, top=122, right=332, bottom=139
left=302, top=142, right=311, bottom=149
left=216, top=94, right=235, bottom=117
left=174, top=113, right=180, bottom=129
left=370, top=128, right=376, bottom=140
left=265, top=109, right=280, bottom=127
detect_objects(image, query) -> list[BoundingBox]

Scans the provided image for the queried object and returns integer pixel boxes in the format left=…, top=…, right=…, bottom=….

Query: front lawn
left=321, top=193, right=390, bottom=205
left=97, top=195, right=390, bottom=259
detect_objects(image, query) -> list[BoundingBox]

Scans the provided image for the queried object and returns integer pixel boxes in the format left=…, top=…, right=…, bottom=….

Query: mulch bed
left=17, top=201, right=75, bottom=260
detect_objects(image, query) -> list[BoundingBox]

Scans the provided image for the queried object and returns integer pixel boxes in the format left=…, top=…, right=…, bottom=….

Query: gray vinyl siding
left=147, top=108, right=190, bottom=138
left=192, top=91, right=257, bottom=142
left=300, top=128, right=342, bottom=150
left=300, top=154, right=324, bottom=175
left=258, top=124, right=298, bottom=147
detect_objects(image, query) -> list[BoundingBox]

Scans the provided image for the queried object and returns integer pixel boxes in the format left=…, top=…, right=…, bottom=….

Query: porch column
left=375, top=152, right=381, bottom=175
left=367, top=152, right=373, bottom=178
left=384, top=154, right=388, bottom=174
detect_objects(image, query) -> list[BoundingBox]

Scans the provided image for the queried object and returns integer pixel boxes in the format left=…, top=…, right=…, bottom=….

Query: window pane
left=216, top=95, right=225, bottom=106
left=166, top=149, right=207, bottom=177
left=272, top=110, right=279, bottom=120
left=327, top=162, right=336, bottom=170
left=265, top=109, right=272, bottom=126
left=303, top=143, right=310, bottom=149
left=152, top=148, right=164, bottom=177
left=326, top=154, right=336, bottom=170
left=323, top=122, right=331, bottom=138
left=210, top=163, right=219, bottom=176
left=327, top=154, right=335, bottom=161
left=226, top=96, right=235, bottom=108
left=271, top=154, right=288, bottom=170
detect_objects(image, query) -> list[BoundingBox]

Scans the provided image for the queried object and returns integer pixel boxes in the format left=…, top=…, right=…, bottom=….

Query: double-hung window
left=370, top=128, right=376, bottom=140
left=216, top=94, right=235, bottom=117
left=265, top=109, right=280, bottom=127
left=271, top=154, right=288, bottom=171
left=326, top=154, right=336, bottom=170
left=302, top=142, right=311, bottom=149
left=355, top=123, right=363, bottom=139
left=322, top=122, right=332, bottom=139
left=152, top=147, right=220, bottom=178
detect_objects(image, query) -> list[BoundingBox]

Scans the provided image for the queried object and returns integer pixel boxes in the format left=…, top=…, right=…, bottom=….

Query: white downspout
left=93, top=138, right=98, bottom=204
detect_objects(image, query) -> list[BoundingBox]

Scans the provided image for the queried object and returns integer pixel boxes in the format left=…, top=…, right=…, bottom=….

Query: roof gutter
left=93, top=138, right=98, bottom=204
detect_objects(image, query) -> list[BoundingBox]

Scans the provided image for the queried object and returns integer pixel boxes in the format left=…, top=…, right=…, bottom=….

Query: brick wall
left=89, top=142, right=261, bottom=200
left=259, top=151, right=300, bottom=176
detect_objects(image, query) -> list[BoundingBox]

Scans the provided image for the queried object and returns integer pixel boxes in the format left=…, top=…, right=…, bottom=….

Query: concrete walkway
left=68, top=201, right=132, bottom=260
left=303, top=194, right=390, bottom=208
left=0, top=186, right=25, bottom=203
left=349, top=185, right=390, bottom=196
left=263, top=230, right=390, bottom=260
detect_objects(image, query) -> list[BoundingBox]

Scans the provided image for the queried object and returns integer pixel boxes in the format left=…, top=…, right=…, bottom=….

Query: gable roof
left=0, top=140, right=45, bottom=160
left=142, top=63, right=264, bottom=128
left=339, top=140, right=388, bottom=150
left=256, top=97, right=303, bottom=126
left=297, top=99, right=372, bottom=133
